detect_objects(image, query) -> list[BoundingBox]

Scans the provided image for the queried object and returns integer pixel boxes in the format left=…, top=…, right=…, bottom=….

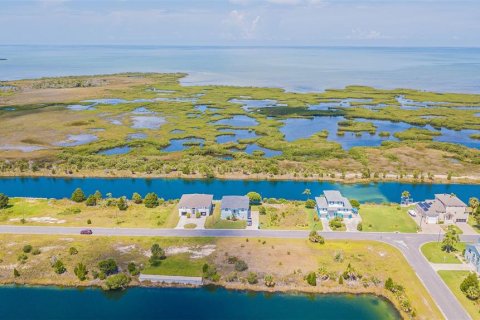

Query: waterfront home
left=415, top=194, right=468, bottom=224
left=465, top=242, right=480, bottom=273
left=315, top=190, right=358, bottom=220
left=178, top=194, right=213, bottom=216
left=220, top=196, right=251, bottom=221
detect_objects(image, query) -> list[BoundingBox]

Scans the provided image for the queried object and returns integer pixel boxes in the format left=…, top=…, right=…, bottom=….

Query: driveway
left=412, top=214, right=444, bottom=234
left=246, top=211, right=259, bottom=230
left=430, top=263, right=475, bottom=272
left=175, top=215, right=207, bottom=230
left=345, top=218, right=361, bottom=232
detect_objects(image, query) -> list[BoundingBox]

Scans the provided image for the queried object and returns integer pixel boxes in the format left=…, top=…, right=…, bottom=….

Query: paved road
left=0, top=225, right=477, bottom=320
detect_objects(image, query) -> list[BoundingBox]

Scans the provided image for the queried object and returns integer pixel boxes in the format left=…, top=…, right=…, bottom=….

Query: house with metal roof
left=415, top=194, right=468, bottom=224
left=220, top=196, right=251, bottom=221
left=178, top=194, right=213, bottom=216
left=315, top=190, right=358, bottom=220
left=465, top=242, right=480, bottom=273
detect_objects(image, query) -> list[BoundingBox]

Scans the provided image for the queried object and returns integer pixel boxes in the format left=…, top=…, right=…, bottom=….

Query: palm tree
left=303, top=188, right=312, bottom=200
left=401, top=190, right=411, bottom=199
left=469, top=197, right=479, bottom=212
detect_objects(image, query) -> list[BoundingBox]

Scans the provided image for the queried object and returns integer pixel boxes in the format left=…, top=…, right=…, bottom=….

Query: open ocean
left=1, top=45, right=479, bottom=93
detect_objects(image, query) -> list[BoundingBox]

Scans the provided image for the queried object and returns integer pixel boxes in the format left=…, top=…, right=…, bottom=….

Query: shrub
left=460, top=273, right=479, bottom=293
left=71, top=188, right=86, bottom=203
left=104, top=273, right=131, bottom=290
left=150, top=244, right=166, bottom=260
left=13, top=268, right=20, bottom=277
left=53, top=260, right=66, bottom=274
left=202, top=263, right=220, bottom=282
left=246, top=192, right=262, bottom=205
left=117, top=197, right=128, bottom=211
left=69, top=247, right=78, bottom=255
left=85, top=195, right=97, bottom=206
left=264, top=275, right=275, bottom=287
left=23, top=245, right=32, bottom=253
left=17, top=253, right=28, bottom=263
left=305, top=199, right=316, bottom=209
left=259, top=206, right=267, bottom=215
left=350, top=199, right=360, bottom=209
left=87, top=219, right=92, bottom=224
left=466, top=286, right=480, bottom=300
left=357, top=222, right=363, bottom=231
left=132, top=192, right=143, bottom=204
left=195, top=212, right=201, bottom=219
left=234, top=260, right=248, bottom=272
left=98, top=259, right=118, bottom=276
left=127, top=262, right=140, bottom=276
left=0, top=193, right=9, bottom=209
left=94, top=190, right=103, bottom=201
left=227, top=256, right=238, bottom=264
left=226, top=272, right=238, bottom=282
left=338, top=276, right=344, bottom=285
left=74, top=262, right=88, bottom=281
left=308, top=231, right=325, bottom=244
left=329, top=217, right=344, bottom=230
left=144, top=193, right=159, bottom=208
left=246, top=272, right=258, bottom=284
left=32, top=248, right=41, bottom=255
left=305, top=272, right=317, bottom=286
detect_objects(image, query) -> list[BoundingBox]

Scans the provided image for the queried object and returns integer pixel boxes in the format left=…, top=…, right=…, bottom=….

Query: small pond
left=216, top=129, right=258, bottom=144
left=195, top=105, right=219, bottom=113
left=56, top=134, right=98, bottom=147
left=127, top=133, right=147, bottom=140
left=230, top=98, right=278, bottom=111
left=98, top=146, right=131, bottom=155
left=213, top=115, right=258, bottom=127
left=131, top=116, right=165, bottom=129
left=162, top=138, right=205, bottom=152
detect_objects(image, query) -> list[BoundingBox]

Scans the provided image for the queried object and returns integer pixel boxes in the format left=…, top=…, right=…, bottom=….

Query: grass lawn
left=468, top=216, right=480, bottom=234
left=441, top=224, right=463, bottom=235
left=142, top=253, right=206, bottom=277
left=421, top=242, right=466, bottom=264
left=205, top=203, right=246, bottom=229
left=258, top=203, right=322, bottom=231
left=360, top=204, right=418, bottom=233
left=438, top=271, right=479, bottom=319
left=1, top=197, right=179, bottom=228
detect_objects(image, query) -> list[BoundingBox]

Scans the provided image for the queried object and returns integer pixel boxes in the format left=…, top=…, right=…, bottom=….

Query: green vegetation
left=328, top=217, right=346, bottom=231
left=421, top=242, right=465, bottom=264
left=205, top=204, right=246, bottom=229
left=104, top=273, right=130, bottom=290
left=258, top=201, right=322, bottom=230
left=394, top=128, right=441, bottom=141
left=0, top=193, right=8, bottom=209
left=143, top=253, right=206, bottom=277
left=1, top=73, right=479, bottom=182
left=438, top=271, right=480, bottom=319
left=359, top=204, right=418, bottom=233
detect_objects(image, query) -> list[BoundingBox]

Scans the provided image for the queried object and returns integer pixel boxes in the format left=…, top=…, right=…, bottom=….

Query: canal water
left=0, top=177, right=477, bottom=203
left=0, top=286, right=400, bottom=320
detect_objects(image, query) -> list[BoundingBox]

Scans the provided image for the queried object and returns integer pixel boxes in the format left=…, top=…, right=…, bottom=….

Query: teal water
left=1, top=46, right=479, bottom=93
left=0, top=177, right=477, bottom=204
left=0, top=286, right=400, bottom=320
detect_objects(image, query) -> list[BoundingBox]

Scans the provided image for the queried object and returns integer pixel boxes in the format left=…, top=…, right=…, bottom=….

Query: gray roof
left=435, top=194, right=467, bottom=207
left=324, top=190, right=343, bottom=202
left=221, top=196, right=249, bottom=210
left=315, top=196, right=328, bottom=208
left=178, top=194, right=213, bottom=208
left=416, top=199, right=444, bottom=217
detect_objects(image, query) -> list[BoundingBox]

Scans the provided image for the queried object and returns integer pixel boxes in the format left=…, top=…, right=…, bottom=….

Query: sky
left=0, top=0, right=479, bottom=46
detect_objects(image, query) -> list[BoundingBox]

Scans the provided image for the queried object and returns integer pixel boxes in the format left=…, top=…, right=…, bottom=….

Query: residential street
left=0, top=225, right=476, bottom=320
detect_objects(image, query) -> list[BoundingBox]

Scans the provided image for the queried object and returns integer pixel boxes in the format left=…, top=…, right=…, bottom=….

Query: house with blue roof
left=465, top=242, right=480, bottom=273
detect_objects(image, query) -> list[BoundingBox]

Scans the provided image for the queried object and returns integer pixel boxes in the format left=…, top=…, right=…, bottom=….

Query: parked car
left=80, top=229, right=93, bottom=235
left=408, top=210, right=417, bottom=217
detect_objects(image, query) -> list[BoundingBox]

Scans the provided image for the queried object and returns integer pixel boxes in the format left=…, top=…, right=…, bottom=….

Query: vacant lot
left=257, top=202, right=322, bottom=231
left=1, top=197, right=179, bottom=228
left=360, top=204, right=418, bottom=233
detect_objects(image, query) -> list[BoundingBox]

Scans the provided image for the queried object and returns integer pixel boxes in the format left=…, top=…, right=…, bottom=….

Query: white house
left=415, top=194, right=468, bottom=224
left=220, top=196, right=250, bottom=221
left=315, top=190, right=358, bottom=220
left=465, top=242, right=480, bottom=273
left=178, top=194, right=213, bottom=216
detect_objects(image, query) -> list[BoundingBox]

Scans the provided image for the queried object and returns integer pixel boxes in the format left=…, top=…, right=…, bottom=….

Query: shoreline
left=0, top=279, right=405, bottom=318
left=1, top=170, right=480, bottom=185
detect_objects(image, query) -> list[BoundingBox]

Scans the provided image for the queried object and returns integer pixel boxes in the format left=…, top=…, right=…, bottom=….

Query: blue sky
left=0, top=0, right=479, bottom=46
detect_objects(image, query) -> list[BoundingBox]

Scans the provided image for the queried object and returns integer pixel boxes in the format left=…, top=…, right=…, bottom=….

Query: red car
left=80, top=229, right=93, bottom=235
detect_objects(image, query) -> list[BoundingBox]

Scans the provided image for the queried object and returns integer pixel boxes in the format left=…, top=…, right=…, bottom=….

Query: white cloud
left=266, top=0, right=302, bottom=4
left=223, top=10, right=261, bottom=39
left=347, top=28, right=387, bottom=40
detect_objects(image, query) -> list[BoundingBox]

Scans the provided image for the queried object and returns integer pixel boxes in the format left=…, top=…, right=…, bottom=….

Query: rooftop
left=435, top=194, right=467, bottom=207
left=324, top=190, right=344, bottom=203
left=178, top=194, right=213, bottom=208
left=221, top=196, right=250, bottom=210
